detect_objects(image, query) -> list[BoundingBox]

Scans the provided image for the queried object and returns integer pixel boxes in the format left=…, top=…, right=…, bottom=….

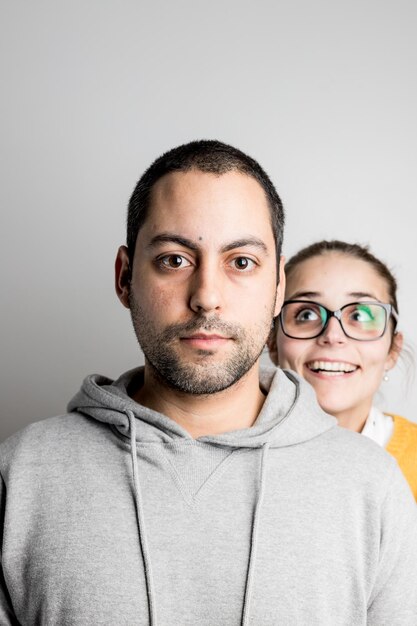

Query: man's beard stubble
left=128, top=291, right=275, bottom=395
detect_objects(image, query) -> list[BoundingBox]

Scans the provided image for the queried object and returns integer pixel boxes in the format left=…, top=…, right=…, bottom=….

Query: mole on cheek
left=199, top=237, right=203, bottom=241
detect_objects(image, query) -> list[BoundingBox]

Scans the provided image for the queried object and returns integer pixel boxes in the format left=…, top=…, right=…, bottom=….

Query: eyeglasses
left=279, top=300, right=398, bottom=341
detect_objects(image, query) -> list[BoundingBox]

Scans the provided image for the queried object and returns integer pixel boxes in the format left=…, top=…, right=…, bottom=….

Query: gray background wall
left=1, top=0, right=416, bottom=441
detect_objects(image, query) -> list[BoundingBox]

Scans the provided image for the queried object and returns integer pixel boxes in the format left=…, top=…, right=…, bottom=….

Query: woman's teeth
left=307, top=361, right=358, bottom=374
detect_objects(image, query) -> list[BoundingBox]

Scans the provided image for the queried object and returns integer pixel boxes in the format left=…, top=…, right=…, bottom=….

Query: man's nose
left=189, top=264, right=223, bottom=314
left=317, top=316, right=348, bottom=345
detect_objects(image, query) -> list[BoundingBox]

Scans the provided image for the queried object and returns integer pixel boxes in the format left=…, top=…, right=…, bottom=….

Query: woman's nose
left=317, top=315, right=348, bottom=345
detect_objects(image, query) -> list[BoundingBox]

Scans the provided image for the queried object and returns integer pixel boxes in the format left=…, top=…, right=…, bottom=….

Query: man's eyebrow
left=220, top=238, right=269, bottom=254
left=147, top=234, right=270, bottom=255
left=147, top=234, right=199, bottom=251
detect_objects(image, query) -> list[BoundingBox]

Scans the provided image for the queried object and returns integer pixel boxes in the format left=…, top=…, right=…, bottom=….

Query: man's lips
left=180, top=333, right=232, bottom=349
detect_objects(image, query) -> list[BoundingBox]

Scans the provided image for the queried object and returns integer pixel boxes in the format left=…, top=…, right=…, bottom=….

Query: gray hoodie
left=0, top=367, right=416, bottom=625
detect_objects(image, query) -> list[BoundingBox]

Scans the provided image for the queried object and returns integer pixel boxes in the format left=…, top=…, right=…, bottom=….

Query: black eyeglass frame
left=279, top=300, right=399, bottom=341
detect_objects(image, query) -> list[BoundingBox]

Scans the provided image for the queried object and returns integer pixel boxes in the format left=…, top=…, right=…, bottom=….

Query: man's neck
left=132, top=364, right=266, bottom=439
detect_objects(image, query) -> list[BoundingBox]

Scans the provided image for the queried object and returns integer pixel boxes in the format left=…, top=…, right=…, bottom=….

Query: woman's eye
left=351, top=306, right=374, bottom=322
left=231, top=257, right=256, bottom=271
left=295, top=308, right=319, bottom=322
left=158, top=255, right=191, bottom=270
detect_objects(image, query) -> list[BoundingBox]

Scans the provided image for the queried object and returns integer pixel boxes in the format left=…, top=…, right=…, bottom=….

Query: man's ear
left=115, top=245, right=131, bottom=309
left=273, top=255, right=286, bottom=318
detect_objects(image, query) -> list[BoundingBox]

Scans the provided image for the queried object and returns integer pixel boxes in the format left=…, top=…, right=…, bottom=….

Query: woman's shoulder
left=388, top=414, right=417, bottom=433
left=386, top=414, right=417, bottom=449
left=385, top=413, right=417, bottom=500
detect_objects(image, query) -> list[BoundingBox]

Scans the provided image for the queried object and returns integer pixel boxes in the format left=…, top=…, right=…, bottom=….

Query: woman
left=268, top=240, right=417, bottom=499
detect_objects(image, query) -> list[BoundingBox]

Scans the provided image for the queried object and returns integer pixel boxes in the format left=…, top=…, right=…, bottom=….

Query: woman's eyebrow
left=348, top=291, right=380, bottom=300
left=287, top=291, right=382, bottom=301
left=287, top=291, right=320, bottom=300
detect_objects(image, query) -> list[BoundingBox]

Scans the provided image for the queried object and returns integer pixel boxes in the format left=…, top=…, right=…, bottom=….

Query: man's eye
left=158, top=255, right=191, bottom=269
left=232, top=257, right=256, bottom=271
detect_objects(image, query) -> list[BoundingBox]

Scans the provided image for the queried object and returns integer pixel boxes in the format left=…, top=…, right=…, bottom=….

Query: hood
left=68, top=365, right=336, bottom=449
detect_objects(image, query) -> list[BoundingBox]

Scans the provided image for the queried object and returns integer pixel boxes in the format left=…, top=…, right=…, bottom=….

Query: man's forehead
left=139, top=170, right=273, bottom=244
left=149, top=168, right=266, bottom=205
left=129, top=169, right=278, bottom=263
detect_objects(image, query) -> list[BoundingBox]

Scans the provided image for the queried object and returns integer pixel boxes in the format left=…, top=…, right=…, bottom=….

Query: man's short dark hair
left=126, top=139, right=285, bottom=263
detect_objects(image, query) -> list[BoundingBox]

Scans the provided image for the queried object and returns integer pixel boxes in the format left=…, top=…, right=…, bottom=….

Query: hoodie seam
left=160, top=447, right=250, bottom=507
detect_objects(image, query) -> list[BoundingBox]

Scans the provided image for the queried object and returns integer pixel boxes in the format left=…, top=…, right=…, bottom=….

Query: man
left=1, top=140, right=416, bottom=625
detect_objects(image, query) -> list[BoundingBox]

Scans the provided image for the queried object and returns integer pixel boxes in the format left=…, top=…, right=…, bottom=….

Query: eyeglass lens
left=281, top=302, right=388, bottom=340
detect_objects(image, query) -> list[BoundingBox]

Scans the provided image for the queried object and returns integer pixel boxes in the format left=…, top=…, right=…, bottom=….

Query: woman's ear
left=115, top=245, right=131, bottom=309
left=267, top=327, right=279, bottom=365
left=385, top=331, right=404, bottom=371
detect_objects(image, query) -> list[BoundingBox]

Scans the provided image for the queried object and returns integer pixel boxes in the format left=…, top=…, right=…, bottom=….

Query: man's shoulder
left=323, top=422, right=398, bottom=467
left=0, top=412, right=100, bottom=475
left=322, top=423, right=409, bottom=495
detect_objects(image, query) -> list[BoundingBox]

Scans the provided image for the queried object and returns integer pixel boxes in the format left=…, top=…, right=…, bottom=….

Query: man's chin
left=148, top=359, right=253, bottom=396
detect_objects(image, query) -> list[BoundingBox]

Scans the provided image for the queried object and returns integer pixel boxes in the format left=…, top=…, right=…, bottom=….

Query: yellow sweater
left=386, top=414, right=417, bottom=501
